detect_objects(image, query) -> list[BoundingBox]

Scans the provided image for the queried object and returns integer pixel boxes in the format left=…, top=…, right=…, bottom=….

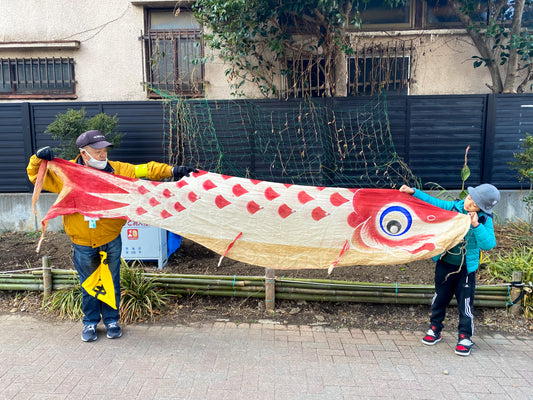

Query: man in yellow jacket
left=27, top=130, right=197, bottom=342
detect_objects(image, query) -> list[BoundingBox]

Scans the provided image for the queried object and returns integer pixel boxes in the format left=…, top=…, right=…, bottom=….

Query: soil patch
left=0, top=228, right=531, bottom=336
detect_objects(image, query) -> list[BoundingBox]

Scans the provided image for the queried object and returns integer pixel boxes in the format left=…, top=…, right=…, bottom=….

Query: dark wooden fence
left=1, top=94, right=532, bottom=193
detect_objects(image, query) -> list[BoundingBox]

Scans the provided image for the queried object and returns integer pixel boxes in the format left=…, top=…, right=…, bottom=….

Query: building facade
left=0, top=0, right=528, bottom=102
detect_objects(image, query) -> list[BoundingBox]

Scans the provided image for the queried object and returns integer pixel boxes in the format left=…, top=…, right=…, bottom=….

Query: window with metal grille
left=142, top=9, right=203, bottom=97
left=284, top=57, right=326, bottom=98
left=0, top=58, right=75, bottom=98
left=347, top=42, right=412, bottom=96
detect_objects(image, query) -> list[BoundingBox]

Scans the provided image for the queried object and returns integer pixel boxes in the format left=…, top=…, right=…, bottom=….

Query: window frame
left=354, top=0, right=525, bottom=31
left=0, top=57, right=76, bottom=99
left=142, top=7, right=205, bottom=99
left=346, top=41, right=413, bottom=97
left=358, top=0, right=415, bottom=31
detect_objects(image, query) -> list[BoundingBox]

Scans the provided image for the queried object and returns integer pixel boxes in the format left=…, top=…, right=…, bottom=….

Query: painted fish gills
left=33, top=158, right=471, bottom=271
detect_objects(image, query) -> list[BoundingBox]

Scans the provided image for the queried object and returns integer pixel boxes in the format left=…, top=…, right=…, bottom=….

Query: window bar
left=0, top=59, right=5, bottom=90
left=384, top=43, right=389, bottom=92
left=55, top=58, right=60, bottom=88
left=315, top=55, right=320, bottom=96
left=170, top=32, right=175, bottom=92
left=44, top=58, right=50, bottom=88
left=27, top=58, right=33, bottom=88
left=362, top=45, right=368, bottom=95
left=61, top=58, right=66, bottom=88
left=179, top=32, right=185, bottom=92
left=66, top=58, right=72, bottom=88
left=185, top=31, right=191, bottom=92
left=390, top=43, right=394, bottom=92
left=14, top=59, right=21, bottom=89
left=37, top=58, right=43, bottom=89
left=48, top=58, right=53, bottom=86
left=10, top=58, right=16, bottom=93
left=395, top=43, right=400, bottom=91
left=28, top=58, right=34, bottom=90
left=16, top=59, right=22, bottom=90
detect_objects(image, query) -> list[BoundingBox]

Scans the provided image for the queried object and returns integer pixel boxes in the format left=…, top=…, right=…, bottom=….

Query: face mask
left=81, top=149, right=108, bottom=170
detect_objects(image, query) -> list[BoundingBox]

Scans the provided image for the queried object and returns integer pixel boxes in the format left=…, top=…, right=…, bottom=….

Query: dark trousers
left=72, top=235, right=122, bottom=326
left=430, top=259, right=476, bottom=338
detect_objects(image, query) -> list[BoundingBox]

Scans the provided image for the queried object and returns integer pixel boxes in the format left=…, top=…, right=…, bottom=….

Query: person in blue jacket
left=399, top=183, right=500, bottom=356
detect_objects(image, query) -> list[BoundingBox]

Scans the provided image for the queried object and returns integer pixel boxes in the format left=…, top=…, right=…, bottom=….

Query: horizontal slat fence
left=1, top=94, right=531, bottom=193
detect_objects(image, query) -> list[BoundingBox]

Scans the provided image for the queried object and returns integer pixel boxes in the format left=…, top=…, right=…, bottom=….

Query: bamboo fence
left=0, top=267, right=513, bottom=308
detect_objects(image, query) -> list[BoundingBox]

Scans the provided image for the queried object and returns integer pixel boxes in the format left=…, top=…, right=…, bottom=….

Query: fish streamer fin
left=42, top=158, right=132, bottom=222
left=33, top=160, right=48, bottom=253
left=328, top=240, right=350, bottom=275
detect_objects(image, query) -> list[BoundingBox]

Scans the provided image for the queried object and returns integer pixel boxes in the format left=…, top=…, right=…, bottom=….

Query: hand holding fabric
left=399, top=185, right=414, bottom=195
left=36, top=146, right=54, bottom=161
left=172, top=165, right=199, bottom=179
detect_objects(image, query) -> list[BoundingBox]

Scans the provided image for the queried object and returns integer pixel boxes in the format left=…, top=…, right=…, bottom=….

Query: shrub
left=44, top=108, right=123, bottom=159
left=119, top=261, right=174, bottom=323
left=43, top=282, right=84, bottom=320
left=509, top=132, right=533, bottom=226
left=42, top=261, right=172, bottom=323
left=481, top=246, right=533, bottom=318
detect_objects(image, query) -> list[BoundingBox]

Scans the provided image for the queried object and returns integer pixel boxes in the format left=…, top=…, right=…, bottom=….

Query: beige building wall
left=0, top=0, right=520, bottom=101
left=406, top=31, right=494, bottom=95
left=0, top=0, right=146, bottom=102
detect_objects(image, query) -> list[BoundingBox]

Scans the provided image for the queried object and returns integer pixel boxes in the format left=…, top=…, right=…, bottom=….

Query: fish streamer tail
left=34, top=159, right=135, bottom=252
left=42, top=158, right=134, bottom=223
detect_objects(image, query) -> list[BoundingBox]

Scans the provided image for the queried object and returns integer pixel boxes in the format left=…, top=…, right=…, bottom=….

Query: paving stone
left=0, top=314, right=532, bottom=400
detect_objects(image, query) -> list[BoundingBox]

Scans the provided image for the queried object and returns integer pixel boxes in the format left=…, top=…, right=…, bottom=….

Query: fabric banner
left=34, top=159, right=471, bottom=271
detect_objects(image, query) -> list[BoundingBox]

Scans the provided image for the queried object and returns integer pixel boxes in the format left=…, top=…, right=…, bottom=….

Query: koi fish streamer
left=34, top=159, right=471, bottom=271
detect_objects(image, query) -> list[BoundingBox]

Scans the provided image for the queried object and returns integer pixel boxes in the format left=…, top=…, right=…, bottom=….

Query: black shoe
left=81, top=324, right=98, bottom=342
left=421, top=325, right=442, bottom=345
left=105, top=322, right=122, bottom=339
left=455, top=334, right=474, bottom=356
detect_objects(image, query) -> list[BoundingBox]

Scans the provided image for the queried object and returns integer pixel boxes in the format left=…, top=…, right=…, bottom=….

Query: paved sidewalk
left=0, top=314, right=532, bottom=400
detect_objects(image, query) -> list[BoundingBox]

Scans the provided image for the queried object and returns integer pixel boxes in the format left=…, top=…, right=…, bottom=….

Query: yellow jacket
left=27, top=155, right=173, bottom=248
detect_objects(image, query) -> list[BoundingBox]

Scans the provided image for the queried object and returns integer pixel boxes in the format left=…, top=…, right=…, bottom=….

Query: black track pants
left=429, top=259, right=476, bottom=338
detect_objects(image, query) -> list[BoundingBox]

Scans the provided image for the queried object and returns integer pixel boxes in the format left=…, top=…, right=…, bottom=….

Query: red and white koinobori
left=33, top=158, right=471, bottom=272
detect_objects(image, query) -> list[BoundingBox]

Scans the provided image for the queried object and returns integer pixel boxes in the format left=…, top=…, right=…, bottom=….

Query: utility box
left=120, top=221, right=168, bottom=269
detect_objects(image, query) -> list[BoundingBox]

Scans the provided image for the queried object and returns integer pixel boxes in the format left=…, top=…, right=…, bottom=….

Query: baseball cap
left=76, top=130, right=113, bottom=149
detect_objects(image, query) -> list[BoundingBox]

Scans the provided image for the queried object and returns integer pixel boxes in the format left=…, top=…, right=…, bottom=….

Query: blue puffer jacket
left=412, top=189, right=497, bottom=273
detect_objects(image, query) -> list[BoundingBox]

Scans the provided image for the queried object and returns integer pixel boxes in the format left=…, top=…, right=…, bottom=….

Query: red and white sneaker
left=422, top=325, right=442, bottom=345
left=455, top=334, right=474, bottom=356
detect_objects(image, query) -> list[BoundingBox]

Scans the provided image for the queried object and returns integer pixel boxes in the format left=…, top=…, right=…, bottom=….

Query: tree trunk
left=449, top=0, right=504, bottom=93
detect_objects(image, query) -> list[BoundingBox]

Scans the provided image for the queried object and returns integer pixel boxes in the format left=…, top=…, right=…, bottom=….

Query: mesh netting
left=159, top=91, right=420, bottom=189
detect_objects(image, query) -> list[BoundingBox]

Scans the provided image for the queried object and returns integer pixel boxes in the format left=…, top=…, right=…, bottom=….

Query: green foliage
left=24, top=231, right=42, bottom=240
left=482, top=246, right=533, bottom=318
left=42, top=261, right=173, bottom=323
left=119, top=261, right=174, bottom=323
left=509, top=133, right=533, bottom=186
left=44, top=108, right=123, bottom=159
left=43, top=282, right=84, bottom=320
left=452, top=0, right=533, bottom=92
left=459, top=145, right=471, bottom=199
left=193, top=0, right=403, bottom=96
left=509, top=133, right=533, bottom=223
